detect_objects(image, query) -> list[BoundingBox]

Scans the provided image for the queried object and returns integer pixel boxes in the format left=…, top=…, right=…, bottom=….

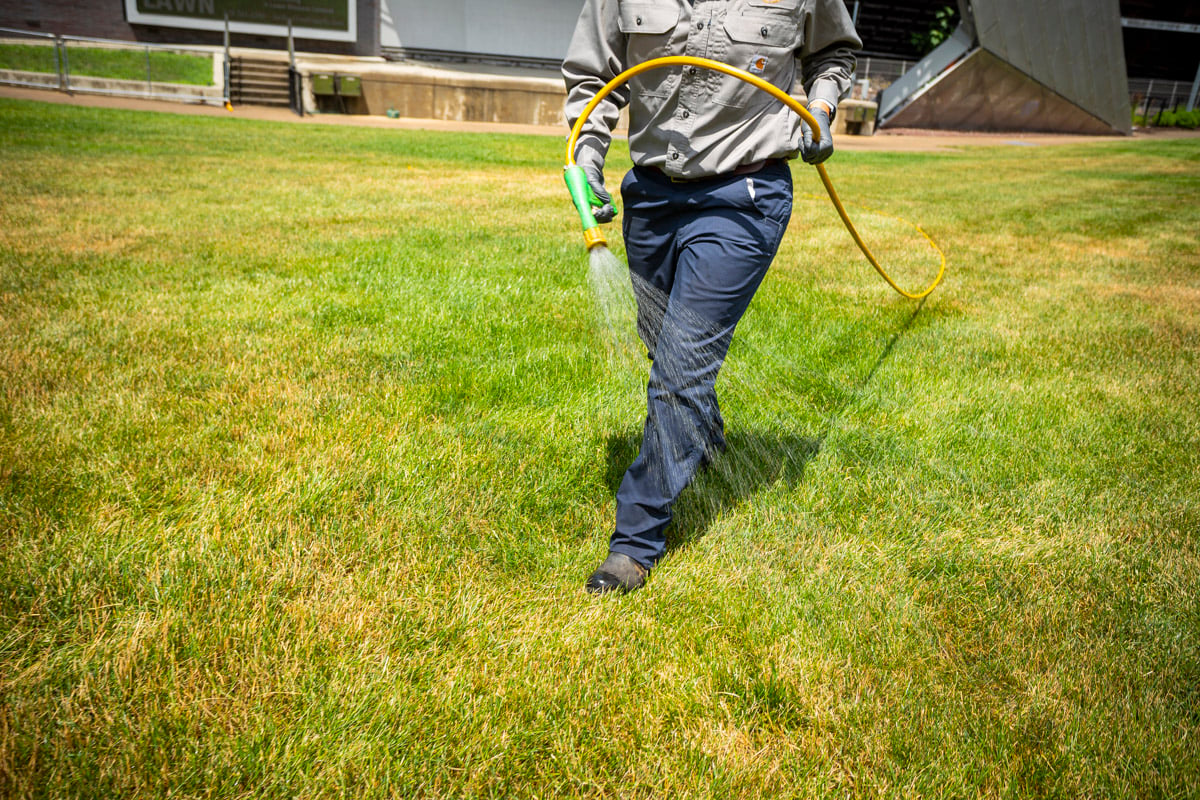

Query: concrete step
left=233, top=77, right=289, bottom=89
left=233, top=86, right=290, bottom=97
left=232, top=57, right=289, bottom=69
left=230, top=57, right=290, bottom=107
left=233, top=92, right=290, bottom=105
left=235, top=71, right=289, bottom=83
left=235, top=65, right=290, bottom=77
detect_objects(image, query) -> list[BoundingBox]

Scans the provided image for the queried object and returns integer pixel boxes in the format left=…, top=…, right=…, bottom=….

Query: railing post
left=288, top=19, right=303, bottom=117
left=59, top=36, right=71, bottom=94
left=1188, top=60, right=1200, bottom=112
left=223, top=13, right=232, bottom=107
left=145, top=45, right=152, bottom=98
left=54, top=35, right=64, bottom=91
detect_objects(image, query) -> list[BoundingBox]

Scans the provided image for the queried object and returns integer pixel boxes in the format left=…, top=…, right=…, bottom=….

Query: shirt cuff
left=808, top=79, right=843, bottom=119
left=573, top=135, right=609, bottom=173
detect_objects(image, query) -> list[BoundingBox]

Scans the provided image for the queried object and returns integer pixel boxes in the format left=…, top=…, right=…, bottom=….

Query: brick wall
left=1, top=0, right=133, bottom=40
left=0, top=0, right=379, bottom=56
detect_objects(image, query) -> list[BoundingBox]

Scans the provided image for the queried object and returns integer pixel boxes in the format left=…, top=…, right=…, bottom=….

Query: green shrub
left=1175, top=108, right=1200, bottom=129
left=1132, top=103, right=1200, bottom=129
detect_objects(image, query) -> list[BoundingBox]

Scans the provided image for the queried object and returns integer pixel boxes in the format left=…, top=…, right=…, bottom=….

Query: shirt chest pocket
left=711, top=9, right=802, bottom=108
left=724, top=12, right=799, bottom=49
left=619, top=2, right=681, bottom=98
left=744, top=0, right=803, bottom=12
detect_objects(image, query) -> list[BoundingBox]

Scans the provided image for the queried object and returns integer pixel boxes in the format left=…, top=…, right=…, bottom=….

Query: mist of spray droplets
left=585, top=243, right=855, bottom=539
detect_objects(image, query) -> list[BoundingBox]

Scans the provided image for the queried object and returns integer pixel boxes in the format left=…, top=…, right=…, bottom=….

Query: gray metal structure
left=379, top=0, right=579, bottom=63
left=879, top=0, right=1132, bottom=134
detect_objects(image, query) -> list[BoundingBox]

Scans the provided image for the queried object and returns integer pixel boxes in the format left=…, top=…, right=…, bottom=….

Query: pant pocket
left=745, top=164, right=793, bottom=225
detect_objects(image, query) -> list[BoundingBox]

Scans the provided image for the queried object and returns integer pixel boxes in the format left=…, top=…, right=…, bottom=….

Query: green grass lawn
left=0, top=43, right=213, bottom=85
left=1, top=98, right=1198, bottom=798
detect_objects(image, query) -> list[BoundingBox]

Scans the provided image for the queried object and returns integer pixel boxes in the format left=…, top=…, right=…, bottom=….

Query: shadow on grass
left=602, top=298, right=927, bottom=557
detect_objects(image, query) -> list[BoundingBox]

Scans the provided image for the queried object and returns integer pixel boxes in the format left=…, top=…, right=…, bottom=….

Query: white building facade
left=380, top=0, right=582, bottom=63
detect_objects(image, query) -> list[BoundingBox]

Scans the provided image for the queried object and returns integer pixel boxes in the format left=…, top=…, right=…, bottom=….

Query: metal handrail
left=0, top=27, right=61, bottom=90
left=54, top=32, right=215, bottom=52
left=0, top=27, right=226, bottom=106
left=0, top=26, right=56, bottom=40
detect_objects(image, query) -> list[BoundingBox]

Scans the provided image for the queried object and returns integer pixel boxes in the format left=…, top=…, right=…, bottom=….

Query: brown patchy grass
left=2, top=98, right=1199, bottom=798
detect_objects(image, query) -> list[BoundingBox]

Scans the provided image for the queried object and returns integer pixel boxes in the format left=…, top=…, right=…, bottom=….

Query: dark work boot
left=585, top=552, right=648, bottom=595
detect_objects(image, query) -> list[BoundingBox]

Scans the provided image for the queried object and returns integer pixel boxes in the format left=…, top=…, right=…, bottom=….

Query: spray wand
left=563, top=55, right=946, bottom=300
left=562, top=164, right=608, bottom=251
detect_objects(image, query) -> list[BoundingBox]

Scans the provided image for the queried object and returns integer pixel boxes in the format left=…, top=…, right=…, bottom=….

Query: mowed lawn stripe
left=1, top=98, right=1198, bottom=798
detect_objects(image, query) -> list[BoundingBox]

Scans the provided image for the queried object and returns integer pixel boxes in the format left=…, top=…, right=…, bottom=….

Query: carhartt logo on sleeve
left=749, top=55, right=768, bottom=74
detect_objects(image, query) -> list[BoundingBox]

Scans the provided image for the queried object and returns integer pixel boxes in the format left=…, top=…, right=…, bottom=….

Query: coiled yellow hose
left=565, top=55, right=946, bottom=300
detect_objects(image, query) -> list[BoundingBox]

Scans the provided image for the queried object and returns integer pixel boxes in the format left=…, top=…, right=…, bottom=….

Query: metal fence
left=854, top=56, right=1194, bottom=124
left=0, top=27, right=226, bottom=106
left=1128, top=77, right=1197, bottom=116
left=847, top=55, right=916, bottom=100
left=2, top=25, right=1194, bottom=122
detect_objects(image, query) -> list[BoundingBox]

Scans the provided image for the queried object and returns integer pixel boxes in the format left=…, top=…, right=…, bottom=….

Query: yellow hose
left=565, top=55, right=946, bottom=301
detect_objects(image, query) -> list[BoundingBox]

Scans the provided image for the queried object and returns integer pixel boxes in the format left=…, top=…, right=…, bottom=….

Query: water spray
left=563, top=55, right=947, bottom=300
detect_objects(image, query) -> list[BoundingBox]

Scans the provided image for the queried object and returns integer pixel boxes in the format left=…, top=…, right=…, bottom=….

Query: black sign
left=126, top=0, right=355, bottom=42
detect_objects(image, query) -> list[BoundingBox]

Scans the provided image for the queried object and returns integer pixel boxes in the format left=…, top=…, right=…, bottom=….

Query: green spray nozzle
left=563, top=164, right=607, bottom=250
left=563, top=164, right=599, bottom=229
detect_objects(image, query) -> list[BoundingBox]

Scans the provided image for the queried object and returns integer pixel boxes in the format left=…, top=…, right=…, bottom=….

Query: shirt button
left=681, top=109, right=690, bottom=118
left=636, top=15, right=642, bottom=24
left=671, top=152, right=680, bottom=160
left=696, top=21, right=703, bottom=30
left=761, top=26, right=769, bottom=36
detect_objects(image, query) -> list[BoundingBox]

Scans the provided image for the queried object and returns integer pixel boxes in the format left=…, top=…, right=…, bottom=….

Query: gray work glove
left=801, top=105, right=834, bottom=165
left=582, top=165, right=617, bottom=224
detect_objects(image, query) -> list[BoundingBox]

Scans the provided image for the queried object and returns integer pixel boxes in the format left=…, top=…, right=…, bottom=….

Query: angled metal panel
left=967, top=0, right=1002, bottom=49
left=882, top=48, right=1120, bottom=134
left=878, top=0, right=1131, bottom=134
left=971, top=0, right=1129, bottom=132
left=877, top=23, right=973, bottom=122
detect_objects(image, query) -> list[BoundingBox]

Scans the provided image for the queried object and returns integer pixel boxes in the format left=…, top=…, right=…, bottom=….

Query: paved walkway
left=4, top=84, right=1198, bottom=152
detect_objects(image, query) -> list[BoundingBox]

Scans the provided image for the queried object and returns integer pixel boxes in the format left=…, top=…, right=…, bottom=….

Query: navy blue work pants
left=611, top=161, right=793, bottom=569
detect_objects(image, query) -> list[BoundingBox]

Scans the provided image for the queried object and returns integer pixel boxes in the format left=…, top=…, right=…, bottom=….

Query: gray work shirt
left=563, top=0, right=861, bottom=179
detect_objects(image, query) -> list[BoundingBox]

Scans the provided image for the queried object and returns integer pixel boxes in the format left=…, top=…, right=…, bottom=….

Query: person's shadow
left=602, top=427, right=823, bottom=554
left=602, top=299, right=927, bottom=556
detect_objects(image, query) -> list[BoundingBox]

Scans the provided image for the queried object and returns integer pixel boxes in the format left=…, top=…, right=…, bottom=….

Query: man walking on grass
left=564, top=0, right=861, bottom=594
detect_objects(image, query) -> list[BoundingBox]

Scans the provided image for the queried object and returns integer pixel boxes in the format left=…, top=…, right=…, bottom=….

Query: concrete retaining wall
left=833, top=99, right=878, bottom=136
left=296, top=60, right=571, bottom=126
left=361, top=68, right=564, bottom=126
left=0, top=68, right=224, bottom=103
left=292, top=59, right=877, bottom=135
